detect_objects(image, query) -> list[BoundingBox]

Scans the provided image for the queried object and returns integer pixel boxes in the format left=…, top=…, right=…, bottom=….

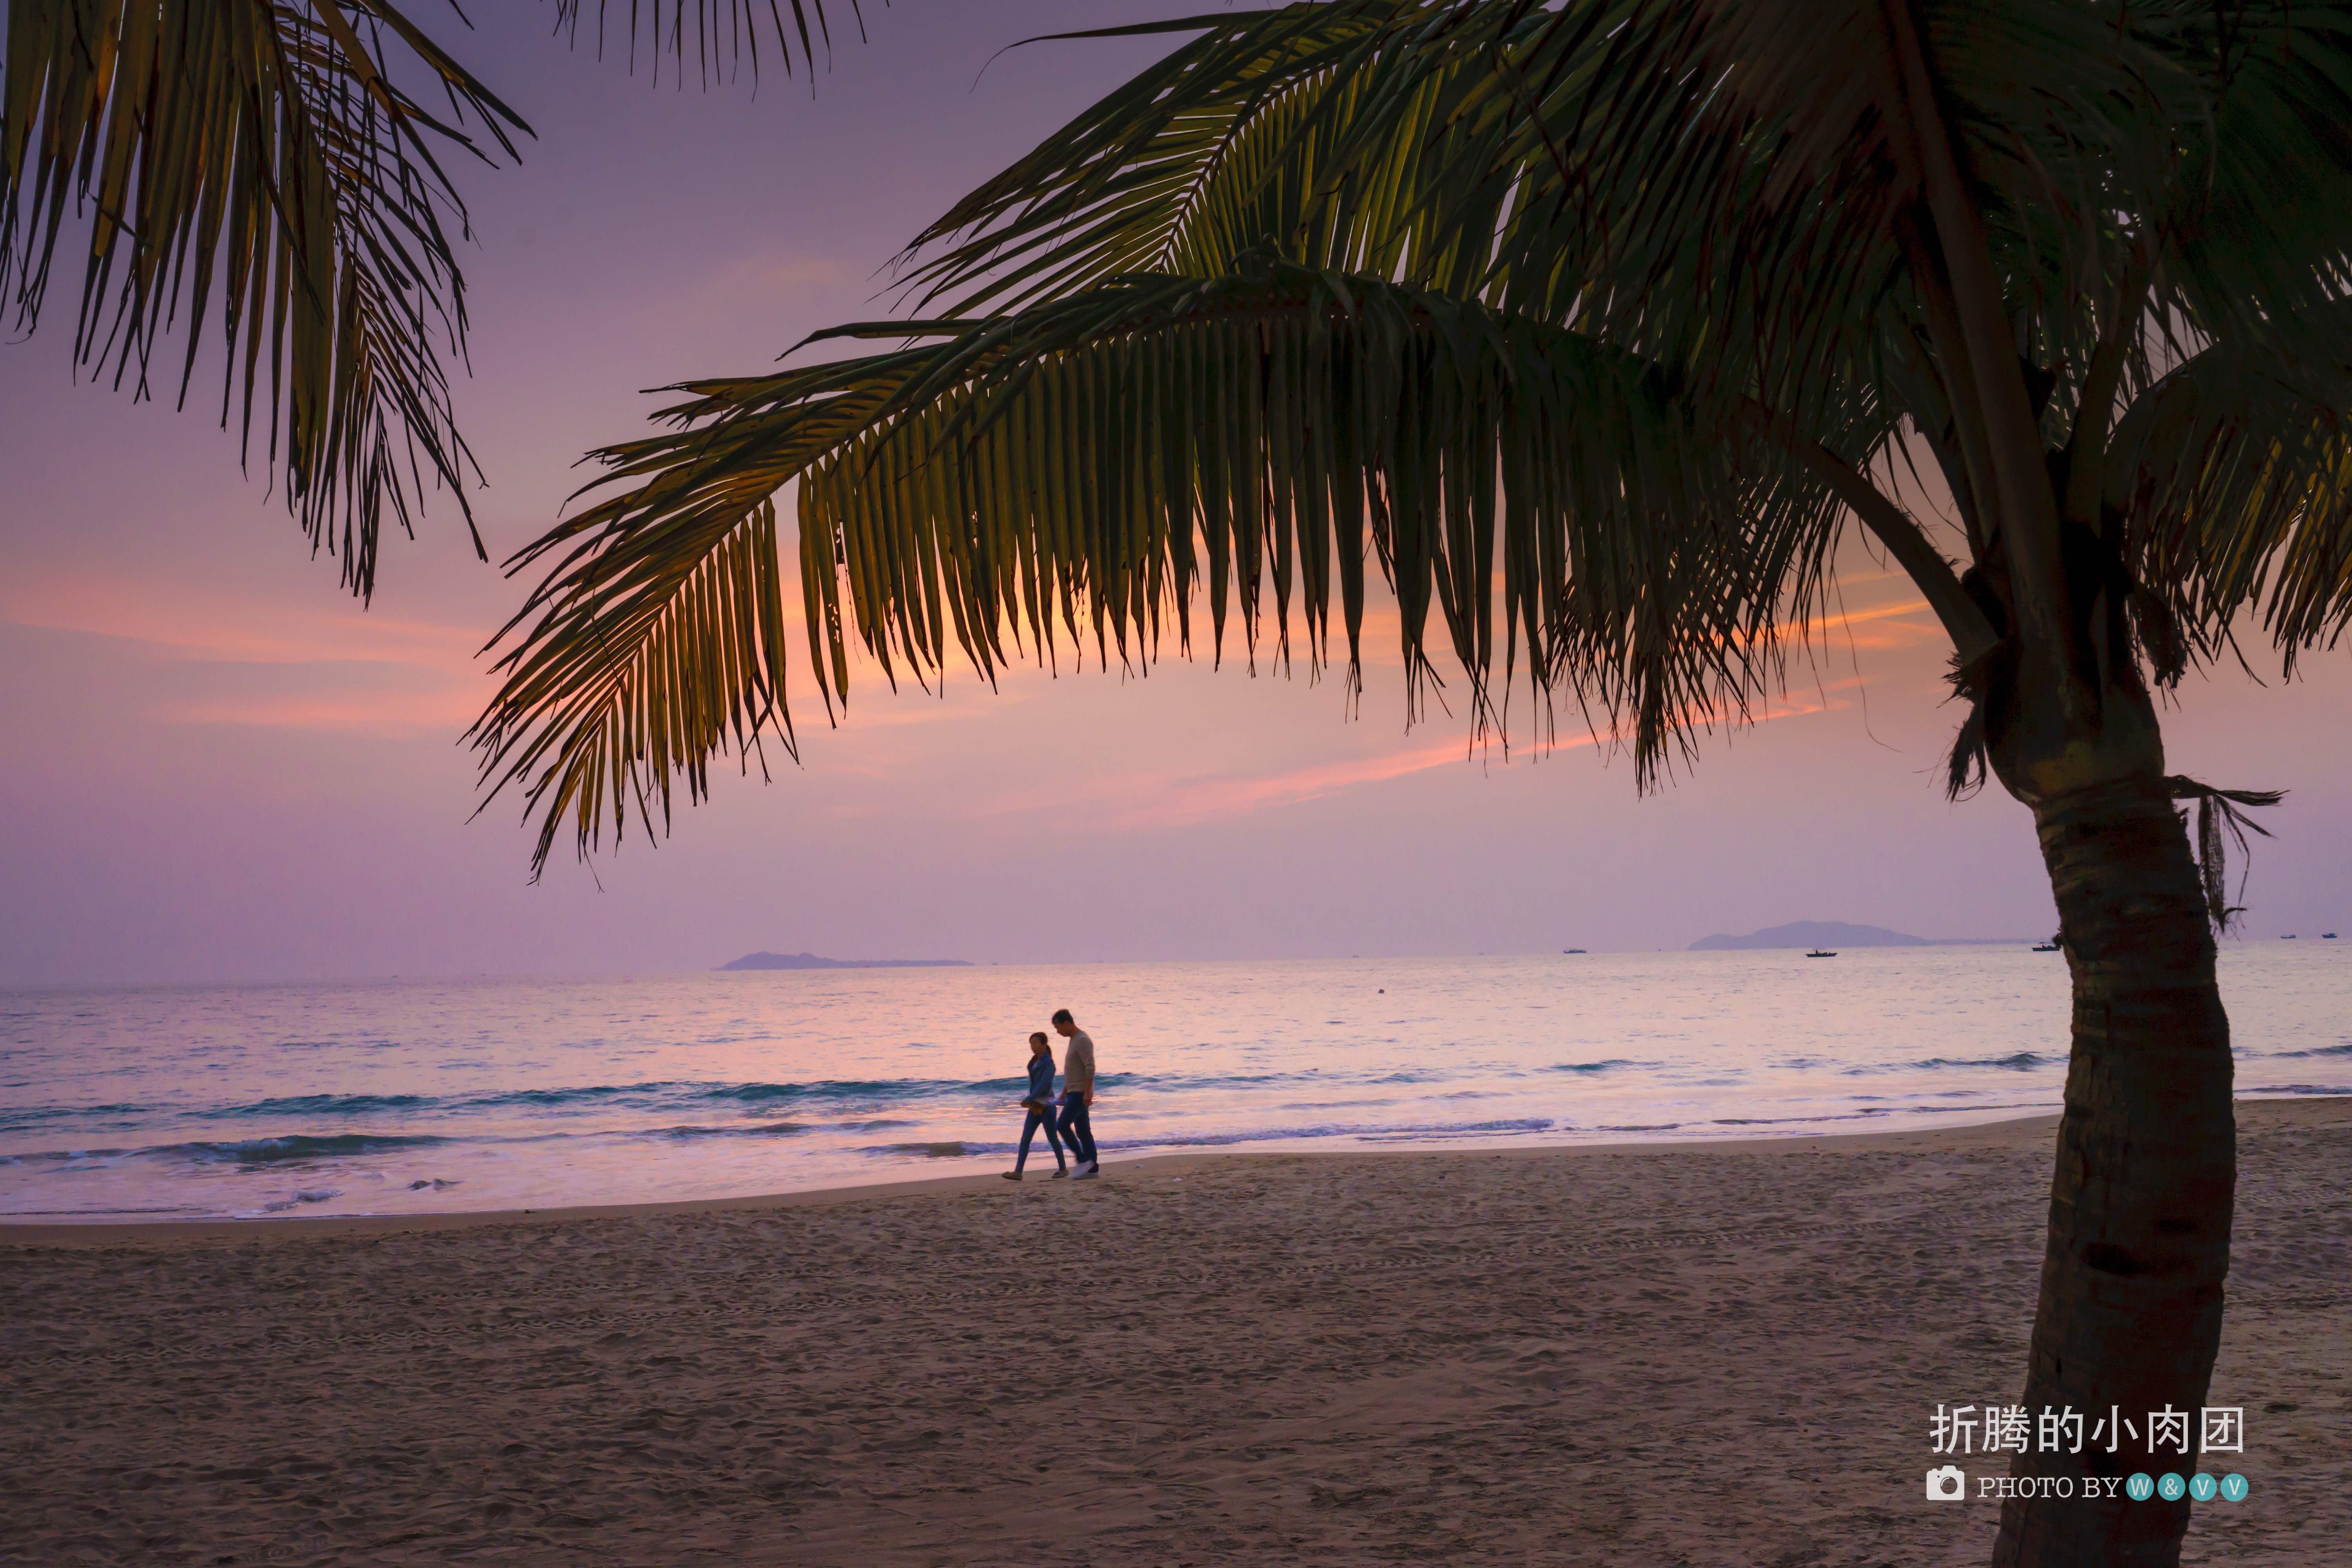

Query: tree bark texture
left=1992, top=777, right=2236, bottom=1567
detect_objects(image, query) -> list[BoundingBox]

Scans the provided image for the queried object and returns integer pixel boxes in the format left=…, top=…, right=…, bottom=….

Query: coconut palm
left=15, top=1, right=2347, bottom=1562
left=0, top=0, right=845, bottom=597
left=468, top=5, right=2352, bottom=1562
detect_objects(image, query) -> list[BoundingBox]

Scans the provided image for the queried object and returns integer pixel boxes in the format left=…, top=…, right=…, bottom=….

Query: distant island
left=1689, top=921, right=2029, bottom=951
left=718, top=951, right=973, bottom=971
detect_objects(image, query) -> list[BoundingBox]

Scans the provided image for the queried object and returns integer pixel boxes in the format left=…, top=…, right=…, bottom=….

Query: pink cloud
left=946, top=670, right=1855, bottom=833
left=4, top=572, right=487, bottom=738
left=972, top=731, right=1577, bottom=833
left=162, top=690, right=486, bottom=736
left=1, top=572, right=480, bottom=670
left=1106, top=737, right=1516, bottom=829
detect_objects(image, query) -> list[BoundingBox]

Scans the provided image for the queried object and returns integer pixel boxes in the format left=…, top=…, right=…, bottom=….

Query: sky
left=3, top=0, right=2348, bottom=984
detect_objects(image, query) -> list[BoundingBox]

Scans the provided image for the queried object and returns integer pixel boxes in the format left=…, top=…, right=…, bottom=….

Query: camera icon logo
left=1926, top=1465, right=1967, bottom=1501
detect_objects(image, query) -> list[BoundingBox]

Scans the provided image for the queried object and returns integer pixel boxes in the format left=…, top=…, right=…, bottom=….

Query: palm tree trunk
left=1992, top=776, right=2235, bottom=1567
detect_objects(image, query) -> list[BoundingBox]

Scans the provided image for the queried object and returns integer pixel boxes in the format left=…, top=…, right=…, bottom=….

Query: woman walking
left=1002, top=1032, right=1068, bottom=1180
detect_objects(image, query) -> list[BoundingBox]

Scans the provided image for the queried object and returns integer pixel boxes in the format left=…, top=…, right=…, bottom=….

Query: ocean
left=4, top=946, right=2347, bottom=1223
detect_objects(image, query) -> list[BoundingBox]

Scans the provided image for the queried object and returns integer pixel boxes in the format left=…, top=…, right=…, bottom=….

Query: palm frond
left=2144, top=3, right=2352, bottom=339
left=474, top=258, right=1855, bottom=872
left=2167, top=775, right=2285, bottom=931
left=2, top=0, right=530, bottom=598
left=542, top=0, right=861, bottom=88
left=472, top=495, right=797, bottom=875
left=899, top=2, right=2299, bottom=455
left=901, top=1, right=1626, bottom=318
left=897, top=0, right=1457, bottom=311
left=1466, top=2, right=2203, bottom=410
left=2110, top=301, right=2352, bottom=663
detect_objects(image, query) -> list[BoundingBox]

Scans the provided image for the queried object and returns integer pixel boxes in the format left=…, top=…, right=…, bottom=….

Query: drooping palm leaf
left=472, top=257, right=1870, bottom=872
left=1, top=0, right=530, bottom=597
left=2, top=0, right=864, bottom=599
left=2146, top=3, right=2352, bottom=338
left=475, top=490, right=799, bottom=875
left=2111, top=302, right=2352, bottom=664
left=542, top=0, right=862, bottom=88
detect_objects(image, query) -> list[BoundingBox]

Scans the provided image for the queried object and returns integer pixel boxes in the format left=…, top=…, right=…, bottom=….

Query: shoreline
left=11, top=1092, right=2346, bottom=1246
left=4, top=1096, right=2339, bottom=1564
left=0, top=1109, right=2069, bottom=1247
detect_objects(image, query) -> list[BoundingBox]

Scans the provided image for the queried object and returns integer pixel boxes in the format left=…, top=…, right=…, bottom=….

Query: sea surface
left=4, top=946, right=2348, bottom=1223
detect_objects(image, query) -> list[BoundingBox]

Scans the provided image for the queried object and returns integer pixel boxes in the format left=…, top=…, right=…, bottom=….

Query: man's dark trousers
left=1056, top=1093, right=1097, bottom=1167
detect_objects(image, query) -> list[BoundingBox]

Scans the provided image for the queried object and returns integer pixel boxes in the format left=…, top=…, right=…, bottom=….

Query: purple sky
left=3, top=1, right=2347, bottom=984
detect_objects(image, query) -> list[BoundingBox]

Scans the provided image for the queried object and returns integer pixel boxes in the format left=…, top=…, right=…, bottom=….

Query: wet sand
left=3, top=1100, right=2344, bottom=1566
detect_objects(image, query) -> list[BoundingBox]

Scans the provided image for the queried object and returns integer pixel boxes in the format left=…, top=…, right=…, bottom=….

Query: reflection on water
left=3, top=946, right=2346, bottom=1221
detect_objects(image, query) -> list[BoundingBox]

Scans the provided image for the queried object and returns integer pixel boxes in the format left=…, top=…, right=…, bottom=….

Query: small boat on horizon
left=2324, top=933, right=2339, bottom=940
left=1563, top=948, right=1587, bottom=954
left=2032, top=942, right=2060, bottom=952
left=1806, top=949, right=1837, bottom=958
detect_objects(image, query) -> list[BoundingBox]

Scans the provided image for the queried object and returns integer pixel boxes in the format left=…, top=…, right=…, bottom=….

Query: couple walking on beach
left=1003, top=1009, right=1099, bottom=1181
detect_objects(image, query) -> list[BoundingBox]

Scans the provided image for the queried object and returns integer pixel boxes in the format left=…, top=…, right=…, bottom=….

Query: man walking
left=1052, top=1009, right=1100, bottom=1179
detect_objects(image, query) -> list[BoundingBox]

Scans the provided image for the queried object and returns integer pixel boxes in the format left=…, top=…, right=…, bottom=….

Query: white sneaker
left=1073, top=1163, right=1100, bottom=1180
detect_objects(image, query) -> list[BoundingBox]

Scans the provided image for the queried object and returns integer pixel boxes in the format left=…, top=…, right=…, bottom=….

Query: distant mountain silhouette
left=718, top=951, right=972, bottom=971
left=1689, top=921, right=2027, bottom=951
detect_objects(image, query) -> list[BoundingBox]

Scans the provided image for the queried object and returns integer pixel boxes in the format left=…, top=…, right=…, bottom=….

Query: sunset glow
left=3, top=2, right=2346, bottom=983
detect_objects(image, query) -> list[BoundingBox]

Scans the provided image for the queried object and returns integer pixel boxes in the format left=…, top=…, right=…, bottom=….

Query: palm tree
left=469, top=6, right=2352, bottom=1562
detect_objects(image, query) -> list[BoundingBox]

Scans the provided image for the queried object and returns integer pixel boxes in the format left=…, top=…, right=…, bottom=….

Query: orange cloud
left=1821, top=595, right=1947, bottom=651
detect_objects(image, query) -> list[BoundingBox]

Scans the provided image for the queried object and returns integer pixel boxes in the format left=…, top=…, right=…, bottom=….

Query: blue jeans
left=1055, top=1093, right=1097, bottom=1167
left=1016, top=1105, right=1065, bottom=1172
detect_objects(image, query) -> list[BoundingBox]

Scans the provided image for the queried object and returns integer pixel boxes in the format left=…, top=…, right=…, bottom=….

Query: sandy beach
left=4, top=1100, right=2344, bottom=1566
